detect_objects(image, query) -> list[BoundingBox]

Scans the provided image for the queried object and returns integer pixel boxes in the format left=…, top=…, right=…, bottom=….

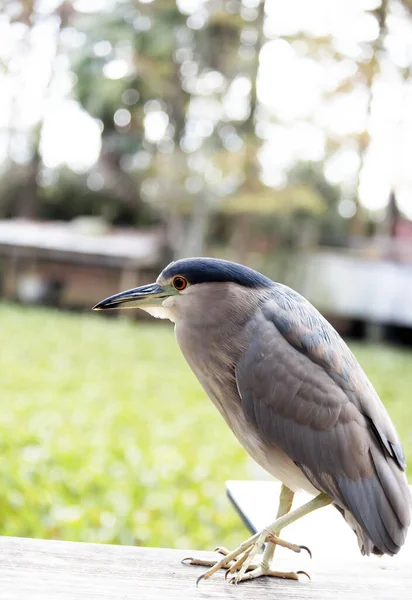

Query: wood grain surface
left=0, top=533, right=410, bottom=600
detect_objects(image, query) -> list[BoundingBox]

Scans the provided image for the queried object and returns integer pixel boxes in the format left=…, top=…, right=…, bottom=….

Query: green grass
left=0, top=303, right=411, bottom=550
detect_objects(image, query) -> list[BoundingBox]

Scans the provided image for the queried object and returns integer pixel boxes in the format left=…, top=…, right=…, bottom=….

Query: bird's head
left=93, top=257, right=273, bottom=323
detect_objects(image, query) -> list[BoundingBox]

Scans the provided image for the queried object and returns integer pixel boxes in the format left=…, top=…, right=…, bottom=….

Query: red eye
left=173, top=276, right=187, bottom=291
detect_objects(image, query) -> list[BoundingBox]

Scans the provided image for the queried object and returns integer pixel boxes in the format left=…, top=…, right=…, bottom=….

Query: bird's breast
left=175, top=321, right=260, bottom=439
left=174, top=321, right=316, bottom=494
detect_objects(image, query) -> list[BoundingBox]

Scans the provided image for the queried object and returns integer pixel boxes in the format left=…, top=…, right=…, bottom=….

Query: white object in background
left=16, top=274, right=46, bottom=303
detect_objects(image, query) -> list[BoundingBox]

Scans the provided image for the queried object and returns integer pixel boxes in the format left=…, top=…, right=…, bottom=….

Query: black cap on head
left=160, top=258, right=273, bottom=289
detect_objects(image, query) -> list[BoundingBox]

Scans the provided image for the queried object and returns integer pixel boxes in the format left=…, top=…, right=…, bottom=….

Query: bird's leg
left=198, top=492, right=332, bottom=585
left=225, top=484, right=307, bottom=582
left=264, top=484, right=295, bottom=565
left=225, top=484, right=294, bottom=579
left=182, top=485, right=294, bottom=573
left=258, top=485, right=296, bottom=573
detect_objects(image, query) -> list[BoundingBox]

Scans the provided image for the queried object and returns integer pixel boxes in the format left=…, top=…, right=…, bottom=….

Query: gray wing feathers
left=235, top=287, right=411, bottom=556
left=265, top=286, right=406, bottom=470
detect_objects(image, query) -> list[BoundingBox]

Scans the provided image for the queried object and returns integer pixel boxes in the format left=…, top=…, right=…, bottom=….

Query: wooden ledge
left=0, top=534, right=411, bottom=600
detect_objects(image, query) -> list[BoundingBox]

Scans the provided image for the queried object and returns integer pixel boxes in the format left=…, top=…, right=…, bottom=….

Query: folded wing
left=235, top=285, right=411, bottom=555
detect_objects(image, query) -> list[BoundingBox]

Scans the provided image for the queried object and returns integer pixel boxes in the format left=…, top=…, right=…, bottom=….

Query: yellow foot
left=267, top=534, right=312, bottom=559
left=182, top=548, right=309, bottom=583
left=181, top=547, right=233, bottom=570
left=183, top=533, right=311, bottom=585
left=227, top=566, right=310, bottom=584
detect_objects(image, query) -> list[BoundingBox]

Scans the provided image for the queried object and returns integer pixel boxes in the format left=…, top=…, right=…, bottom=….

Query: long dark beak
left=92, top=283, right=169, bottom=311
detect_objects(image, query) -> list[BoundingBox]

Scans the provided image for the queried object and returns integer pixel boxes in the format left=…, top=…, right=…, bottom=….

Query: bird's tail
left=340, top=509, right=382, bottom=555
left=339, top=447, right=411, bottom=556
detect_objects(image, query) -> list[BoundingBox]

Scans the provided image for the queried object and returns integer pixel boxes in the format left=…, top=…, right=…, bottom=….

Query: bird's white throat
left=142, top=304, right=175, bottom=322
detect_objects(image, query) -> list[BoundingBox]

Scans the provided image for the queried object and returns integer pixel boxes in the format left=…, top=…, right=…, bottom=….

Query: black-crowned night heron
left=93, top=257, right=411, bottom=584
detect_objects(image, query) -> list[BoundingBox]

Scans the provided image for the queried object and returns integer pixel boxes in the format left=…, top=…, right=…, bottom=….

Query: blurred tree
left=69, top=0, right=336, bottom=258
left=0, top=0, right=411, bottom=260
left=72, top=1, right=186, bottom=228
left=0, top=0, right=74, bottom=218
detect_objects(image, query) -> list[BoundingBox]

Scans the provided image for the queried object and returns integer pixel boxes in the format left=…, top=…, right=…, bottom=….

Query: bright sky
left=1, top=0, right=412, bottom=218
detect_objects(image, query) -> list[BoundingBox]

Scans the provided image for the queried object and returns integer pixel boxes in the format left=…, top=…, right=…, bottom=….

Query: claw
left=225, top=561, right=237, bottom=580
left=225, top=549, right=249, bottom=580
left=214, top=546, right=230, bottom=555
left=299, top=545, right=312, bottom=559
left=185, top=529, right=312, bottom=586
left=224, top=560, right=242, bottom=580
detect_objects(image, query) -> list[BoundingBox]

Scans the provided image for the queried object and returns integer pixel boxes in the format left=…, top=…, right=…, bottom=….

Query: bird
left=93, top=257, right=411, bottom=584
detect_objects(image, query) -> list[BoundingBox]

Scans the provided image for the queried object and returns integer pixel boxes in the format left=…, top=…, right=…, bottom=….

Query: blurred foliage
left=3, top=0, right=410, bottom=257
left=221, top=183, right=326, bottom=215
left=0, top=303, right=411, bottom=548
left=0, top=0, right=400, bottom=255
left=0, top=303, right=249, bottom=548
